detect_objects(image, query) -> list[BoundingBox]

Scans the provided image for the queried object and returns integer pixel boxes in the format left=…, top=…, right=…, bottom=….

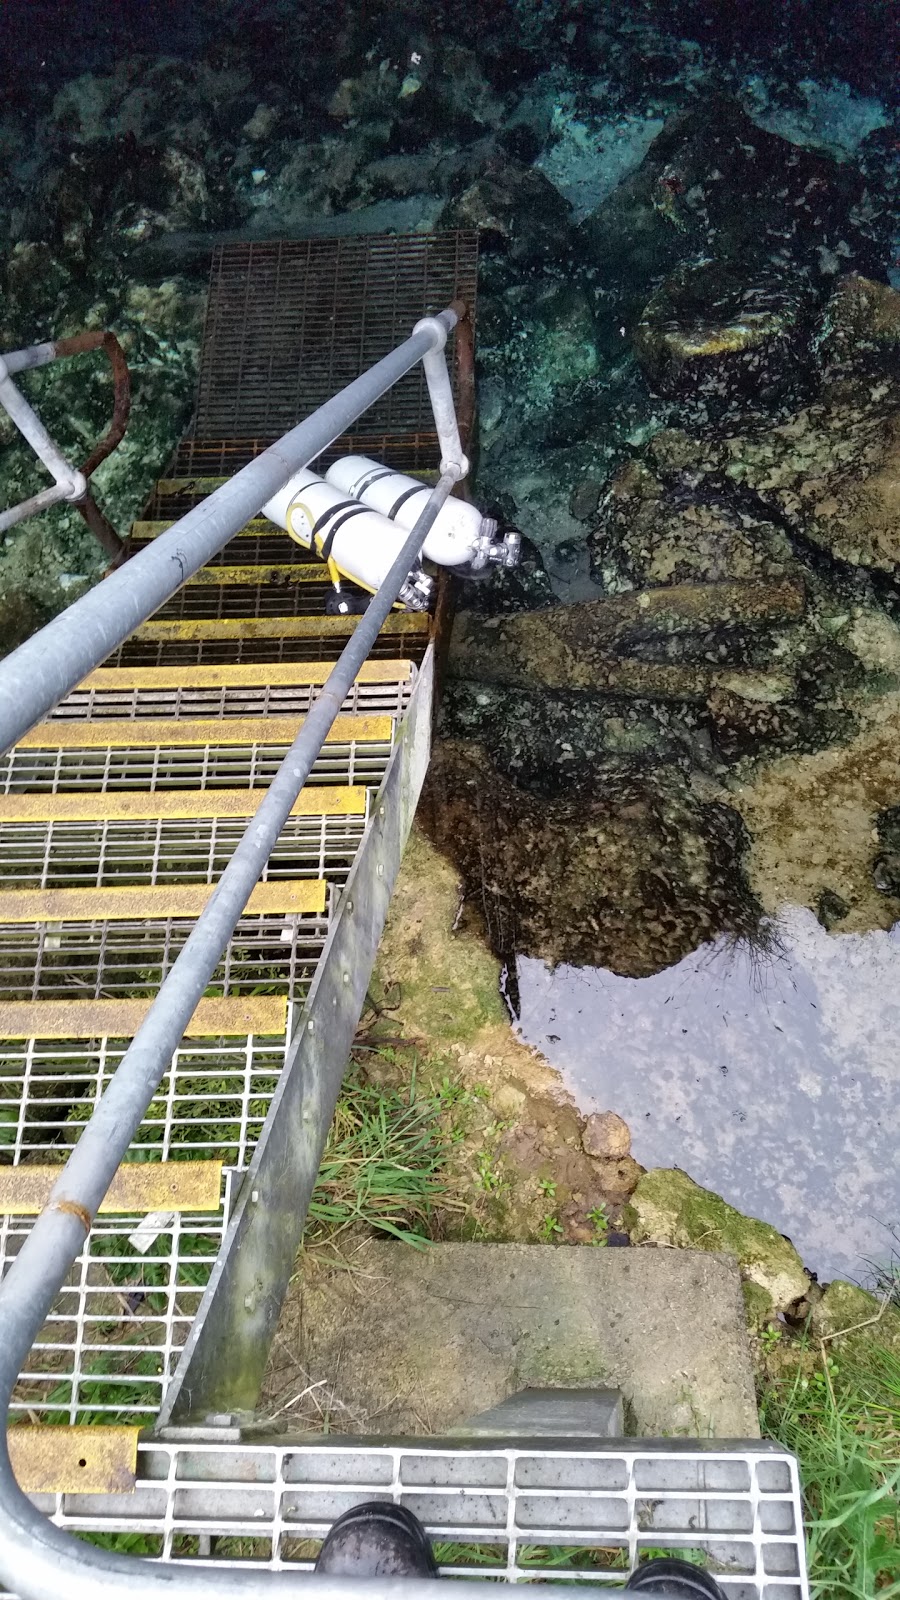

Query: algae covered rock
left=634, top=261, right=814, bottom=428
left=440, top=159, right=572, bottom=260
left=579, top=97, right=881, bottom=329
left=624, top=1168, right=809, bottom=1319
left=590, top=458, right=794, bottom=590
left=426, top=740, right=761, bottom=978
left=809, top=1280, right=900, bottom=1351
left=814, top=274, right=900, bottom=380
left=724, top=401, right=900, bottom=573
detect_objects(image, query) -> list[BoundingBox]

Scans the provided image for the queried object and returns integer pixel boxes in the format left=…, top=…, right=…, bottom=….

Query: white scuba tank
left=325, top=455, right=497, bottom=569
left=260, top=468, right=432, bottom=609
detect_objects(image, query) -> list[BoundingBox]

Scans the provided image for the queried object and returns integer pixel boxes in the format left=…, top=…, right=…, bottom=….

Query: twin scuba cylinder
left=260, top=456, right=520, bottom=612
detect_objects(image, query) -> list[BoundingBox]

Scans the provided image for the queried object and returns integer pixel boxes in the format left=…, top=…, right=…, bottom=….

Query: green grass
left=302, top=1066, right=465, bottom=1250
left=760, top=1342, right=900, bottom=1598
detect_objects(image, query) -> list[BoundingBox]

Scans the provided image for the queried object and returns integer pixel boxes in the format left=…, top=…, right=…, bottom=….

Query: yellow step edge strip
left=152, top=473, right=439, bottom=496
left=77, top=659, right=412, bottom=691
left=18, top=712, right=393, bottom=750
left=187, top=564, right=330, bottom=586
left=0, top=785, right=368, bottom=824
left=156, top=477, right=232, bottom=493
left=0, top=878, right=326, bottom=924
left=133, top=518, right=274, bottom=537
left=10, top=1426, right=140, bottom=1496
left=0, top=1159, right=223, bottom=1216
left=0, top=994, right=287, bottom=1041
left=135, top=612, right=430, bottom=642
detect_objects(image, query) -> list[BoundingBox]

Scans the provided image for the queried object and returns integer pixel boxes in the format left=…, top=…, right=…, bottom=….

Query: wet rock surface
left=624, top=1167, right=810, bottom=1324
left=425, top=739, right=760, bottom=977
left=438, top=274, right=900, bottom=977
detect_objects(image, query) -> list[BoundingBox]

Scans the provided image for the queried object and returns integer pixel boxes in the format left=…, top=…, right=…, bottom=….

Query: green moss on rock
left=810, top=1280, right=900, bottom=1353
left=624, top=1168, right=809, bottom=1318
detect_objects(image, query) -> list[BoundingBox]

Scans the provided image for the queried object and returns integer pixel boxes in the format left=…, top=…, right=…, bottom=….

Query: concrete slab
left=261, top=1242, right=759, bottom=1439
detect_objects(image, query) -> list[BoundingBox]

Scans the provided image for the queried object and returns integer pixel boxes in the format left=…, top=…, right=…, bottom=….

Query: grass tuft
left=760, top=1342, right=900, bottom=1598
left=302, top=1065, right=466, bottom=1252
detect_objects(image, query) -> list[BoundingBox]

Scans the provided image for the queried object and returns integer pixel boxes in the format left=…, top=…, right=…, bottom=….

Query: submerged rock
left=624, top=1168, right=810, bottom=1322
left=633, top=260, right=816, bottom=427
left=440, top=158, right=573, bottom=259
left=579, top=97, right=882, bottom=326
left=450, top=580, right=806, bottom=691
left=426, top=740, right=760, bottom=977
left=590, top=458, right=795, bottom=589
left=814, top=273, right=900, bottom=381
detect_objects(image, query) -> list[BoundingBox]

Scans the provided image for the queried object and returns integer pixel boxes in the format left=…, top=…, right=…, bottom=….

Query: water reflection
left=515, top=905, right=900, bottom=1283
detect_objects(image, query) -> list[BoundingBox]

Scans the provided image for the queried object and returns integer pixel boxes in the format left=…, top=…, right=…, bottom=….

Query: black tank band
left=388, top=483, right=429, bottom=520
left=317, top=502, right=370, bottom=560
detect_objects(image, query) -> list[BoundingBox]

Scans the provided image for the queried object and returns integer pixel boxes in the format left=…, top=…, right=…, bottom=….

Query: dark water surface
left=515, top=905, right=900, bottom=1283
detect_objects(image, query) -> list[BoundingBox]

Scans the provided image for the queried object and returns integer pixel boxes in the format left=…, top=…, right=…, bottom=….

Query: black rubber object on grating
left=188, top=232, right=478, bottom=445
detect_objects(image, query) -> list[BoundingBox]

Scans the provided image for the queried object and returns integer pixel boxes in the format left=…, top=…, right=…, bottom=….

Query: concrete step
left=263, top=1240, right=759, bottom=1439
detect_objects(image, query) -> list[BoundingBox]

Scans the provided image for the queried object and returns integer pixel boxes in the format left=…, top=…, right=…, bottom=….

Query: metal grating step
left=0, top=907, right=329, bottom=1004
left=111, top=610, right=430, bottom=670
left=50, top=660, right=414, bottom=723
left=0, top=735, right=392, bottom=794
left=0, top=784, right=370, bottom=824
left=4, top=1204, right=228, bottom=1425
left=149, top=581, right=371, bottom=622
left=159, top=432, right=449, bottom=499
left=0, top=1029, right=291, bottom=1168
left=15, top=712, right=392, bottom=749
left=21, top=1439, right=808, bottom=1598
left=0, top=813, right=365, bottom=889
left=0, top=994, right=287, bottom=1040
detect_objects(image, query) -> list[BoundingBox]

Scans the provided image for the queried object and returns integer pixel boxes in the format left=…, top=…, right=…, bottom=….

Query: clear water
left=515, top=904, right=900, bottom=1283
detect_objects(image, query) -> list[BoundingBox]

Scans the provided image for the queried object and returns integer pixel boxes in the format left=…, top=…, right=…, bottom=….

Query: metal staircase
left=0, top=490, right=425, bottom=1437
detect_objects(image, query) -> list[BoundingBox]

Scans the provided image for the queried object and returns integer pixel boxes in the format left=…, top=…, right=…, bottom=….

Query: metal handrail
left=0, top=308, right=478, bottom=1600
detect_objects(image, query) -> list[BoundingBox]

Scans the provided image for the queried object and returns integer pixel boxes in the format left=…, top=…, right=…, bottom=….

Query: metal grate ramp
left=0, top=237, right=807, bottom=1600
left=189, top=233, right=478, bottom=446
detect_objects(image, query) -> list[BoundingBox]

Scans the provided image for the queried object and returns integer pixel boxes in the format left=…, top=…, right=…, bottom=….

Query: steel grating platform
left=188, top=234, right=478, bottom=446
left=23, top=1440, right=808, bottom=1598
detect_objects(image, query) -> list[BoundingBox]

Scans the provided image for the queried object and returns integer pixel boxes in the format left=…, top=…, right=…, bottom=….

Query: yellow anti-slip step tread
left=0, top=994, right=287, bottom=1040
left=18, top=712, right=392, bottom=749
left=0, top=1159, right=223, bottom=1216
left=10, top=1426, right=139, bottom=1496
left=187, top=564, right=331, bottom=586
left=77, top=659, right=413, bottom=691
left=135, top=612, right=430, bottom=642
left=0, top=878, right=326, bottom=924
left=0, top=784, right=368, bottom=824
left=133, top=517, right=274, bottom=537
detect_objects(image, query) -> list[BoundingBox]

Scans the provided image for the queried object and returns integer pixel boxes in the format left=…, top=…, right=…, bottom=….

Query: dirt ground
left=366, top=827, right=644, bottom=1244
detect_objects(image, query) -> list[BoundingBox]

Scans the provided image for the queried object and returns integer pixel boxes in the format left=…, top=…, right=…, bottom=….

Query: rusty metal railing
left=0, top=329, right=130, bottom=560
